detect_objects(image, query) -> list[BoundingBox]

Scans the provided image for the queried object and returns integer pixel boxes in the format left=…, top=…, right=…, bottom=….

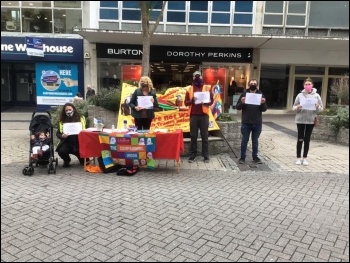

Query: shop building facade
left=1, top=1, right=84, bottom=111
left=3, top=1, right=347, bottom=111
left=78, top=1, right=349, bottom=112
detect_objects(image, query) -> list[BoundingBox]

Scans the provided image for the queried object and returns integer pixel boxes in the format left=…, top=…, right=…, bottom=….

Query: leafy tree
left=140, top=1, right=167, bottom=76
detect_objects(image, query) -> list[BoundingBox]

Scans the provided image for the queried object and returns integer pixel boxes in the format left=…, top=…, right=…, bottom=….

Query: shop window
left=100, top=9, right=118, bottom=20
left=211, top=1, right=231, bottom=24
left=309, top=1, right=349, bottom=28
left=53, top=9, right=82, bottom=33
left=54, top=1, right=82, bottom=8
left=260, top=64, right=290, bottom=109
left=295, top=66, right=325, bottom=75
left=189, top=1, right=208, bottom=23
left=22, top=1, right=51, bottom=7
left=21, top=9, right=52, bottom=33
left=1, top=8, right=20, bottom=32
left=328, top=67, right=349, bottom=76
left=234, top=1, right=253, bottom=25
left=286, top=1, right=306, bottom=26
left=167, top=1, right=186, bottom=23
left=1, top=1, right=19, bottom=7
left=263, top=1, right=284, bottom=26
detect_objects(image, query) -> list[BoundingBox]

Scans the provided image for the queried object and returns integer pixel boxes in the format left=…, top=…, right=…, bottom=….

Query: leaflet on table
left=299, top=97, right=317, bottom=110
left=245, top=93, right=262, bottom=105
left=137, top=96, right=153, bottom=108
left=63, top=122, right=82, bottom=135
left=194, top=91, right=210, bottom=104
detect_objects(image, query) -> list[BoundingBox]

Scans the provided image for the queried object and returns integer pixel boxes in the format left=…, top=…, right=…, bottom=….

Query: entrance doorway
left=15, top=70, right=36, bottom=106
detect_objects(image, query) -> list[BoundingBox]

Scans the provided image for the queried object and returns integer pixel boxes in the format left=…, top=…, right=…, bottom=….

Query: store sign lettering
left=166, top=51, right=242, bottom=58
left=107, top=48, right=143, bottom=55
left=1, top=43, right=74, bottom=53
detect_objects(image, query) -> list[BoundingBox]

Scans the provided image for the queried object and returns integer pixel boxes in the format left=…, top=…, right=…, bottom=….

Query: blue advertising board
left=36, top=63, right=78, bottom=106
left=1, top=36, right=83, bottom=62
left=26, top=37, right=44, bottom=57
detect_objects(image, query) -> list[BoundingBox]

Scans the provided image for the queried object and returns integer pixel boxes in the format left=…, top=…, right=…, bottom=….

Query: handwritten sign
left=300, top=97, right=317, bottom=110
left=137, top=96, right=153, bottom=108
left=194, top=91, right=210, bottom=104
left=245, top=93, right=262, bottom=105
left=63, top=122, right=82, bottom=135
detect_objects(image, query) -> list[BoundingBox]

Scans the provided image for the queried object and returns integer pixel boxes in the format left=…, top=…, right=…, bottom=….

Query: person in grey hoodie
left=293, top=78, right=323, bottom=166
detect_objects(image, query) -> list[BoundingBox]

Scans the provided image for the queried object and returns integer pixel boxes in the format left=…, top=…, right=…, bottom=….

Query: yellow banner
left=117, top=83, right=220, bottom=132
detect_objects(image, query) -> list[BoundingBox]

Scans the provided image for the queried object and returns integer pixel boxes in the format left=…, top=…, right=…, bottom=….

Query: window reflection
left=53, top=9, right=82, bottom=33
left=22, top=9, right=52, bottom=33
left=22, top=1, right=51, bottom=7
left=260, top=64, right=290, bottom=109
left=1, top=8, right=20, bottom=32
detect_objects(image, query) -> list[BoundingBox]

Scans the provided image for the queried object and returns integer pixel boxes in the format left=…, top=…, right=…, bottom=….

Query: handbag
left=314, top=116, right=319, bottom=127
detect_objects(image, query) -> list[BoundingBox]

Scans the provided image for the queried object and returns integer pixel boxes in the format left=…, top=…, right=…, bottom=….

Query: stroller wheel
left=28, top=167, right=34, bottom=176
left=22, top=167, right=29, bottom=175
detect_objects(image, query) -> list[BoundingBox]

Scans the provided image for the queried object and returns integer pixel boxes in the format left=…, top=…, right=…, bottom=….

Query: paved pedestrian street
left=1, top=112, right=349, bottom=262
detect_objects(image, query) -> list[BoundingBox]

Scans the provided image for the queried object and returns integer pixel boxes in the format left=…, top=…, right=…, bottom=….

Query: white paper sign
left=245, top=93, right=262, bottom=105
left=63, top=122, right=83, bottom=135
left=137, top=96, right=153, bottom=108
left=300, top=97, right=317, bottom=110
left=194, top=91, right=210, bottom=104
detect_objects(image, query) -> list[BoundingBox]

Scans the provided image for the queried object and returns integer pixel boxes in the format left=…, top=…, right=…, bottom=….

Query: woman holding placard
left=129, top=76, right=159, bottom=130
left=56, top=102, right=86, bottom=167
left=293, top=78, right=323, bottom=166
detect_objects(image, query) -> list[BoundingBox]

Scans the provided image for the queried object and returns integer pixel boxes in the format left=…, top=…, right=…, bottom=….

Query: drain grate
left=248, top=165, right=259, bottom=168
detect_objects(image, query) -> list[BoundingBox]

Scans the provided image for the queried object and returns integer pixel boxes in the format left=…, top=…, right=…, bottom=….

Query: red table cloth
left=78, top=129, right=184, bottom=162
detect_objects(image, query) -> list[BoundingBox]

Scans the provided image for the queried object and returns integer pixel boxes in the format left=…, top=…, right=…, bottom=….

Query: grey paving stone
left=1, top=115, right=349, bottom=263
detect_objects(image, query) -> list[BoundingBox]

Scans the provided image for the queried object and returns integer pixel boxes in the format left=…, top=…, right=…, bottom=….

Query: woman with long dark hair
left=56, top=102, right=86, bottom=167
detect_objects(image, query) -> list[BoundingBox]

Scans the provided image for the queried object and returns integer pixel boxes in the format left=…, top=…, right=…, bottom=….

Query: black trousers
left=56, top=141, right=83, bottom=164
left=296, top=123, right=314, bottom=158
left=134, top=118, right=152, bottom=130
left=190, top=114, right=209, bottom=158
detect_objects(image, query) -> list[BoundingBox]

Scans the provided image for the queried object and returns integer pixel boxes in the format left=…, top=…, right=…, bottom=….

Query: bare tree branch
left=150, top=1, right=167, bottom=36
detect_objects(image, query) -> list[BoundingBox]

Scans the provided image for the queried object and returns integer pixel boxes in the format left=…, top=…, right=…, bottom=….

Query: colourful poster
left=36, top=63, right=78, bottom=106
left=116, top=83, right=220, bottom=132
left=99, top=133, right=156, bottom=168
left=203, top=68, right=226, bottom=119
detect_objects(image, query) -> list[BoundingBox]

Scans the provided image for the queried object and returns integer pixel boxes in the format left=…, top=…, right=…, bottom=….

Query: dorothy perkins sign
left=96, top=43, right=253, bottom=63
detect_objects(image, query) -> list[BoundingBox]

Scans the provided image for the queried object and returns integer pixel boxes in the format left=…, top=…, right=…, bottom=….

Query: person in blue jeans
left=236, top=79, right=267, bottom=164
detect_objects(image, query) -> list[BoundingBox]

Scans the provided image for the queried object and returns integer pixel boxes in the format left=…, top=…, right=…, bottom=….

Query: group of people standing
left=235, top=77, right=322, bottom=166
left=55, top=74, right=322, bottom=169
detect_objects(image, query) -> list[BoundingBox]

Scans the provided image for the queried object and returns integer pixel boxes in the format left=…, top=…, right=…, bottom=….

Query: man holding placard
left=236, top=79, right=267, bottom=164
left=185, top=71, right=214, bottom=163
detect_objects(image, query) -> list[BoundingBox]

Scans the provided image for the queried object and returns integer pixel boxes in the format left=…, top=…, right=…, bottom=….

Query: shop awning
left=75, top=28, right=349, bottom=52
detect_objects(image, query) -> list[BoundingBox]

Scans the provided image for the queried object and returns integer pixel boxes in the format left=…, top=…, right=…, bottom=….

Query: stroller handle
left=31, top=110, right=52, bottom=120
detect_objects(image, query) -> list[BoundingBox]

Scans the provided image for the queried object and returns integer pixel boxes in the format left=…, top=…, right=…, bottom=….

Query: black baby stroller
left=22, top=111, right=58, bottom=176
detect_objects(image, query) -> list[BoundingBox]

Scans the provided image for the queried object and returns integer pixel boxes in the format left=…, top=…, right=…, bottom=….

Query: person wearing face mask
left=129, top=76, right=159, bottom=130
left=293, top=78, right=323, bottom=166
left=236, top=79, right=267, bottom=164
left=185, top=71, right=214, bottom=163
left=56, top=102, right=86, bottom=167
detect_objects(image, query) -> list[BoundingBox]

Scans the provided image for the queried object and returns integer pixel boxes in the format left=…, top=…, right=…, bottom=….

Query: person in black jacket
left=129, top=76, right=159, bottom=130
left=236, top=79, right=267, bottom=164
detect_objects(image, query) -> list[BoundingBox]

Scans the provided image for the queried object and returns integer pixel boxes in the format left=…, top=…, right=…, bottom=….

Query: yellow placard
left=117, top=83, right=220, bottom=132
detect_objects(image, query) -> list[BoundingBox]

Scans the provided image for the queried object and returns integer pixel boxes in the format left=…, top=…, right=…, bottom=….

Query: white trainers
left=295, top=159, right=302, bottom=165
left=302, top=159, right=309, bottom=166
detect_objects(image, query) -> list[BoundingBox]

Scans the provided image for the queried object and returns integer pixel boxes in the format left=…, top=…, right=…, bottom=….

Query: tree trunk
left=142, top=33, right=151, bottom=76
